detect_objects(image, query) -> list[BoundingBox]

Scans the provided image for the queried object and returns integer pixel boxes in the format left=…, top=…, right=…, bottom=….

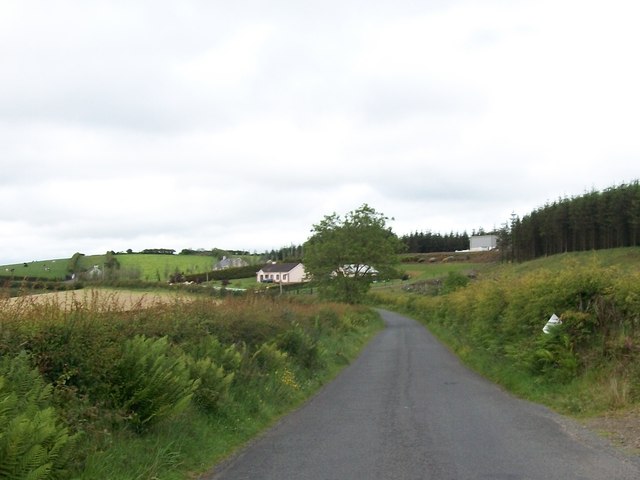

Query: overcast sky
left=1, top=0, right=639, bottom=264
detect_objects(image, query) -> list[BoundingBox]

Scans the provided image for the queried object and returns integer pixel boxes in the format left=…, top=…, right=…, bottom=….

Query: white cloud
left=1, top=0, right=639, bottom=264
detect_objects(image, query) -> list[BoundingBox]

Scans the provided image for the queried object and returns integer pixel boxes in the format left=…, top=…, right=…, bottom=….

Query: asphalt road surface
left=206, top=309, right=640, bottom=480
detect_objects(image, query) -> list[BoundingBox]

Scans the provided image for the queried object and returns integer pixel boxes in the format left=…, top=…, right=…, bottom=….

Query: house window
left=276, top=274, right=280, bottom=281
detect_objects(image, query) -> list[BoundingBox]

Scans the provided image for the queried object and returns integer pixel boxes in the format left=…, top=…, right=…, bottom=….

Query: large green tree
left=303, top=204, right=403, bottom=303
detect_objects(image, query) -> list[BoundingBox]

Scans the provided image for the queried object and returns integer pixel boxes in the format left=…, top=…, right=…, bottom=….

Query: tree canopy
left=303, top=204, right=403, bottom=303
left=504, top=181, right=640, bottom=262
left=401, top=230, right=470, bottom=253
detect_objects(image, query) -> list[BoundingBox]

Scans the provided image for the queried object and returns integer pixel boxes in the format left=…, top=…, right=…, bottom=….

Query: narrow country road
left=205, top=309, right=640, bottom=480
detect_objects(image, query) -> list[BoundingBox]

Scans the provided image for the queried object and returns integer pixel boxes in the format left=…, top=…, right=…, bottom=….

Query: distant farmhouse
left=213, top=256, right=249, bottom=270
left=256, top=262, right=306, bottom=284
left=469, top=234, right=498, bottom=251
left=86, top=265, right=103, bottom=279
left=336, top=264, right=378, bottom=277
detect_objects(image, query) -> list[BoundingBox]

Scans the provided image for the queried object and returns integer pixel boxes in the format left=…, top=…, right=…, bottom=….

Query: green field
left=1, top=251, right=490, bottom=289
left=0, top=258, right=70, bottom=280
left=110, top=254, right=217, bottom=281
left=1, top=248, right=498, bottom=288
left=0, top=253, right=263, bottom=283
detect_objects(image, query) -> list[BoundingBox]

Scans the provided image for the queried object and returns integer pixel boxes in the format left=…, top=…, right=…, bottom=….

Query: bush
left=112, top=336, right=199, bottom=432
left=250, top=342, right=288, bottom=374
left=442, top=271, right=470, bottom=294
left=248, top=343, right=301, bottom=405
left=186, top=357, right=234, bottom=413
left=28, top=320, right=123, bottom=405
left=276, top=323, right=325, bottom=370
left=0, top=352, right=78, bottom=480
left=527, top=328, right=579, bottom=382
left=182, top=336, right=242, bottom=375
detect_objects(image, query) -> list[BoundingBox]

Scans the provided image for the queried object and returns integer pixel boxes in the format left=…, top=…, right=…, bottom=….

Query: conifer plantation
left=503, top=182, right=640, bottom=261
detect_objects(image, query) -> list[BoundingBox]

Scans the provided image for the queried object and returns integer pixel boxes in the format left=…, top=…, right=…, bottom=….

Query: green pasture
left=0, top=258, right=70, bottom=280
left=0, top=254, right=249, bottom=283
left=221, top=276, right=260, bottom=289
left=111, top=254, right=216, bottom=282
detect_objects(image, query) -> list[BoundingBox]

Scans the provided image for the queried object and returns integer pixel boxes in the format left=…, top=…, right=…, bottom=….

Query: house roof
left=214, top=257, right=248, bottom=269
left=259, top=262, right=302, bottom=273
left=339, top=264, right=378, bottom=275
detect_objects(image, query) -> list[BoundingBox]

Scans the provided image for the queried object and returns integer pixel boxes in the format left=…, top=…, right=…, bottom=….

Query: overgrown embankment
left=0, top=293, right=382, bottom=479
left=372, top=250, right=640, bottom=416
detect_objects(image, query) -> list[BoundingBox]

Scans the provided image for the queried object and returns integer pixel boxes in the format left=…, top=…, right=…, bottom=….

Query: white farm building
left=469, top=234, right=498, bottom=251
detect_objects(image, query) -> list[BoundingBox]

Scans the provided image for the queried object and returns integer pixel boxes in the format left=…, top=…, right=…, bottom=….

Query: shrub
left=28, top=320, right=123, bottom=405
left=442, top=271, right=470, bottom=294
left=251, top=342, right=288, bottom=374
left=182, top=336, right=242, bottom=375
left=185, top=356, right=234, bottom=414
left=247, top=343, right=301, bottom=405
left=112, top=335, right=199, bottom=432
left=276, top=323, right=325, bottom=370
left=0, top=352, right=78, bottom=480
left=527, top=328, right=579, bottom=382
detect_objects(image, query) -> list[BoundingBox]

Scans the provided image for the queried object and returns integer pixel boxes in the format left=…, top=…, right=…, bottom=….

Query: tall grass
left=0, top=292, right=382, bottom=479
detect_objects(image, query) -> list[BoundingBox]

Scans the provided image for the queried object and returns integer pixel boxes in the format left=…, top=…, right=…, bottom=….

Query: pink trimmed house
left=256, top=263, right=306, bottom=284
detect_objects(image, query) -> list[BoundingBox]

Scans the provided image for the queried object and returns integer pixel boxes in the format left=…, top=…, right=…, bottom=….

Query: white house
left=213, top=256, right=249, bottom=270
left=256, top=263, right=306, bottom=284
left=86, top=265, right=103, bottom=279
left=470, top=234, right=498, bottom=251
left=335, top=264, right=378, bottom=277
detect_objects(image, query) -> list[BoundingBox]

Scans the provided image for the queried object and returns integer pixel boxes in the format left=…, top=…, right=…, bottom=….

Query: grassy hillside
left=372, top=246, right=640, bottom=418
left=497, top=246, right=640, bottom=275
left=1, top=258, right=70, bottom=280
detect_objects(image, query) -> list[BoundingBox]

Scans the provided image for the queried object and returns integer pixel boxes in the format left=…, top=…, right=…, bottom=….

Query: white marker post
left=543, top=313, right=562, bottom=334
